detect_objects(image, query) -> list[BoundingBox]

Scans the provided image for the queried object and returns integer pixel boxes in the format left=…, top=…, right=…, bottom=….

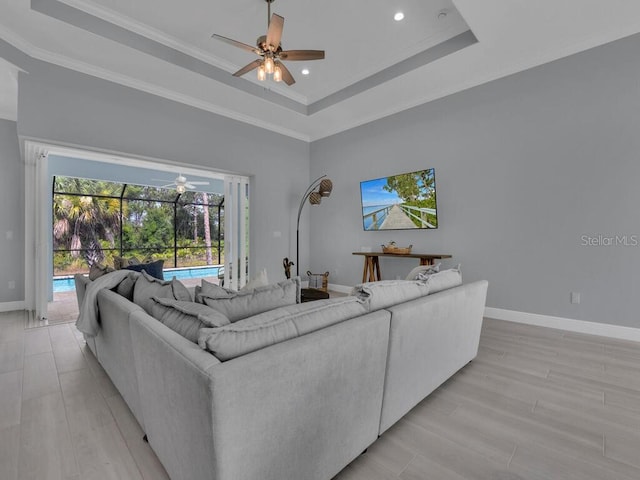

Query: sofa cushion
left=150, top=297, right=230, bottom=343
left=125, top=259, right=165, bottom=280
left=113, top=255, right=140, bottom=270
left=133, top=271, right=192, bottom=315
left=198, top=296, right=367, bottom=361
left=112, top=271, right=138, bottom=301
left=198, top=277, right=301, bottom=322
left=425, top=265, right=462, bottom=294
left=89, top=262, right=115, bottom=281
left=197, top=279, right=236, bottom=300
left=351, top=280, right=430, bottom=312
left=405, top=263, right=440, bottom=281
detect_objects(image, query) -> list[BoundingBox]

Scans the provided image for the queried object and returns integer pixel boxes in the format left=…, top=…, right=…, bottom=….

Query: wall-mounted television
left=360, top=168, right=438, bottom=231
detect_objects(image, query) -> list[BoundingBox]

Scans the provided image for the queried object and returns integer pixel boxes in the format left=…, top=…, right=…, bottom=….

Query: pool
left=53, top=265, right=222, bottom=293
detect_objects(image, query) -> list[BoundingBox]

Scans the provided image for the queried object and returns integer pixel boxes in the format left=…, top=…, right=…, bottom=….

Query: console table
left=352, top=252, right=452, bottom=282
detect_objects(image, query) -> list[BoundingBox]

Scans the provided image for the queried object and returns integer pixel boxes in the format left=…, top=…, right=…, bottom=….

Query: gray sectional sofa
left=74, top=273, right=488, bottom=480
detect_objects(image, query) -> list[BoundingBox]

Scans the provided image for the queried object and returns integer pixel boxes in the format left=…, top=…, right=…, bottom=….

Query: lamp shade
left=319, top=178, right=333, bottom=197
left=309, top=192, right=322, bottom=205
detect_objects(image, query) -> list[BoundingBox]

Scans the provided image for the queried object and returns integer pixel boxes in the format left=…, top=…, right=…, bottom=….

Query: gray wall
left=16, top=60, right=310, bottom=281
left=310, top=33, right=640, bottom=328
left=0, top=119, right=24, bottom=302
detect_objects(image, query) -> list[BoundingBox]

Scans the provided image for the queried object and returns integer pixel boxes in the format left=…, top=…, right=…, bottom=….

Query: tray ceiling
left=2, top=0, right=640, bottom=140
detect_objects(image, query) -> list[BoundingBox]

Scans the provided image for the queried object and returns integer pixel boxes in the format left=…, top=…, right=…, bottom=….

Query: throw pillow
left=112, top=271, right=139, bottom=301
left=113, top=256, right=140, bottom=270
left=405, top=263, right=441, bottom=281
left=198, top=296, right=366, bottom=361
left=199, top=279, right=237, bottom=299
left=239, top=269, right=269, bottom=292
left=124, top=259, right=165, bottom=280
left=132, top=270, right=192, bottom=315
left=151, top=297, right=230, bottom=343
left=88, top=263, right=114, bottom=281
left=199, top=277, right=301, bottom=322
left=351, top=280, right=430, bottom=311
left=425, top=265, right=462, bottom=295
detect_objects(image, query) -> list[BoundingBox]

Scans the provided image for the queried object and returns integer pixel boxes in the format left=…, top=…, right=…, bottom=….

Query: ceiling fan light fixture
left=264, top=56, right=275, bottom=74
left=301, top=68, right=310, bottom=75
left=273, top=63, right=283, bottom=82
left=176, top=184, right=186, bottom=194
left=394, top=12, right=405, bottom=21
left=257, top=63, right=266, bottom=81
left=212, top=0, right=324, bottom=87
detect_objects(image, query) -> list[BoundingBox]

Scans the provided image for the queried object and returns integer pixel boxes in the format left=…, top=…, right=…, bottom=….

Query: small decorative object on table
left=381, top=241, right=413, bottom=255
left=283, top=258, right=295, bottom=279
left=306, top=271, right=329, bottom=292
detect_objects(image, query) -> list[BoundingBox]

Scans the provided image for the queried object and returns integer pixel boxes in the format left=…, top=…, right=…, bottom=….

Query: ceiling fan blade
left=185, top=184, right=197, bottom=189
left=233, top=59, right=262, bottom=77
left=159, top=184, right=175, bottom=189
left=277, top=62, right=296, bottom=86
left=212, top=34, right=260, bottom=55
left=280, top=50, right=325, bottom=61
left=266, top=14, right=284, bottom=51
left=188, top=181, right=210, bottom=185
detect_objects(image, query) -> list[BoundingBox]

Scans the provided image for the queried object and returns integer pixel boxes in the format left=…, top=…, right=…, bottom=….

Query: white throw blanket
left=76, top=269, right=135, bottom=337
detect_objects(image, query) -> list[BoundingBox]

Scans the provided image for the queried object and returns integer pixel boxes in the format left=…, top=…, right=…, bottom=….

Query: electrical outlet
left=570, top=292, right=581, bottom=304
left=8, top=280, right=15, bottom=290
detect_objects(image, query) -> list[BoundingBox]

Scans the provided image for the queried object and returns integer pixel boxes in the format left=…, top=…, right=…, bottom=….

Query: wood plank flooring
left=1, top=311, right=639, bottom=479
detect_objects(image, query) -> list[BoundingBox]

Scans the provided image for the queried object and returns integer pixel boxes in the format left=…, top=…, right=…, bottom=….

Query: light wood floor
left=1, top=312, right=640, bottom=480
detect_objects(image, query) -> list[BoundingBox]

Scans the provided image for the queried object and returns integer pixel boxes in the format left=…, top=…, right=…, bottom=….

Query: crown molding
left=0, top=27, right=310, bottom=141
left=0, top=110, right=16, bottom=121
left=59, top=0, right=309, bottom=105
left=309, top=24, right=640, bottom=141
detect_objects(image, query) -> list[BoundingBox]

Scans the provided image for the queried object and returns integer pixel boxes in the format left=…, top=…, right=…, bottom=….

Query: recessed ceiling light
left=301, top=68, right=310, bottom=75
left=394, top=12, right=405, bottom=21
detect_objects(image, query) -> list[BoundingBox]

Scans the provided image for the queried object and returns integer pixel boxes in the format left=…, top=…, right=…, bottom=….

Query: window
left=52, top=176, right=224, bottom=275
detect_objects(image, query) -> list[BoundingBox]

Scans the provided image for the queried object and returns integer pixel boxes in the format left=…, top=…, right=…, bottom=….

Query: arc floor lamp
left=296, top=175, right=333, bottom=276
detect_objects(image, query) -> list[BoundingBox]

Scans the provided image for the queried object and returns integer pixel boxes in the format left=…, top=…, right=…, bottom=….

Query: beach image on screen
left=360, top=169, right=437, bottom=231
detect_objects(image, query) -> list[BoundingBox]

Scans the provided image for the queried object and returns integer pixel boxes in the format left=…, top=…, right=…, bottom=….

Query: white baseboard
left=0, top=301, right=26, bottom=313
left=328, top=283, right=353, bottom=294
left=485, top=307, right=640, bottom=343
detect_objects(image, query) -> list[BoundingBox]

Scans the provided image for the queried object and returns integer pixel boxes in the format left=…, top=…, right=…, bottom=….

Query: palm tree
left=53, top=179, right=120, bottom=266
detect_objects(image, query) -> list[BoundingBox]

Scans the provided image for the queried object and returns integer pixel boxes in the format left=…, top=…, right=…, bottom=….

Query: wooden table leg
left=367, top=257, right=376, bottom=282
left=362, top=257, right=369, bottom=283
left=373, top=256, right=382, bottom=281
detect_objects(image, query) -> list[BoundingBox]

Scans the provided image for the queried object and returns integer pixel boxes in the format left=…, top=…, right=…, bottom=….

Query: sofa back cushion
left=198, top=296, right=366, bottom=361
left=150, top=298, right=230, bottom=343
left=424, top=266, right=462, bottom=294
left=198, top=277, right=301, bottom=322
left=133, top=271, right=192, bottom=315
left=351, top=280, right=430, bottom=312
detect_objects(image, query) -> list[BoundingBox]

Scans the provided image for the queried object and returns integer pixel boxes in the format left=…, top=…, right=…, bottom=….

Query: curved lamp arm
left=296, top=175, right=327, bottom=277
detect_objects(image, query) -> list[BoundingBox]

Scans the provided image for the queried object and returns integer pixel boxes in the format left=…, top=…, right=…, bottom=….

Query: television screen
left=360, top=168, right=438, bottom=231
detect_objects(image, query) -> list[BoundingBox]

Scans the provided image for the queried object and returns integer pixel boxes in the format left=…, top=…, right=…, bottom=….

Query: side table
left=301, top=288, right=330, bottom=302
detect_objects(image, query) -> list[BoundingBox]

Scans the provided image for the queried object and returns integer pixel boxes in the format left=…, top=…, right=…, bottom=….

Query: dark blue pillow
left=125, top=259, right=165, bottom=280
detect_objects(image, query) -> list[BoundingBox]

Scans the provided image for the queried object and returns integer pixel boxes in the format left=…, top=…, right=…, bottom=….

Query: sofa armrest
left=130, top=311, right=222, bottom=480
left=379, top=280, right=488, bottom=433
left=74, top=273, right=90, bottom=308
left=131, top=309, right=391, bottom=480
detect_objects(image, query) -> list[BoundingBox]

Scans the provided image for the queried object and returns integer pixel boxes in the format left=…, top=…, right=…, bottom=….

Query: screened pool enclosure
left=52, top=176, right=225, bottom=276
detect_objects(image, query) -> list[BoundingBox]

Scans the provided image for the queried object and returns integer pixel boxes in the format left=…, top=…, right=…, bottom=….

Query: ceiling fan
left=154, top=174, right=209, bottom=194
left=212, top=0, right=325, bottom=86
